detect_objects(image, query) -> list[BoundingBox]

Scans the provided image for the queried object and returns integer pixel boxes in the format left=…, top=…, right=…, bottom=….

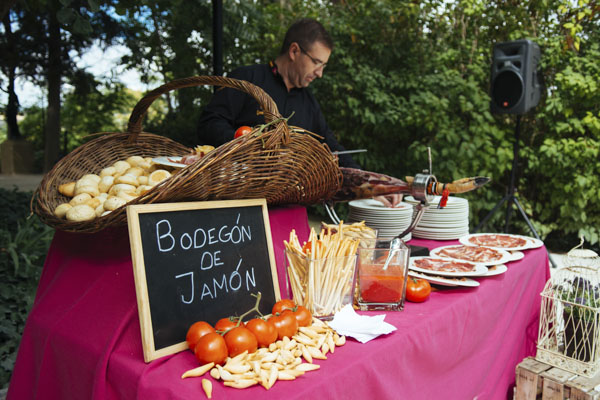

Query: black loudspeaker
left=490, top=40, right=541, bottom=114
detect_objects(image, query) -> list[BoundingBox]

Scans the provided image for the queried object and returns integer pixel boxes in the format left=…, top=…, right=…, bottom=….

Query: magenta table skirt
left=8, top=206, right=550, bottom=400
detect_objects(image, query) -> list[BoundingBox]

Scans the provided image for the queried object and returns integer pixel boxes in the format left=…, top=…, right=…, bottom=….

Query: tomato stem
left=233, top=292, right=263, bottom=328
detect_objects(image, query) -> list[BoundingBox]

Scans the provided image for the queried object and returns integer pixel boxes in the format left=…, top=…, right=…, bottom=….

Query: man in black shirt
left=197, top=18, right=360, bottom=169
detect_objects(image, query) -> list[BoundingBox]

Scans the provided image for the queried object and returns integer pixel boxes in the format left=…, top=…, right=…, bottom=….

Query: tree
left=0, top=0, right=126, bottom=171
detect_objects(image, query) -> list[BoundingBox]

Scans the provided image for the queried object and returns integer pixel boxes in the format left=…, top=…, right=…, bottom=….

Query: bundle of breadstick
left=284, top=224, right=360, bottom=318
left=321, top=221, right=377, bottom=250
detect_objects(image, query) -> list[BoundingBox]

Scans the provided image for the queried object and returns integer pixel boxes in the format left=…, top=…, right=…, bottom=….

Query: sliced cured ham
left=437, top=245, right=504, bottom=263
left=467, top=234, right=527, bottom=248
left=413, top=258, right=476, bottom=273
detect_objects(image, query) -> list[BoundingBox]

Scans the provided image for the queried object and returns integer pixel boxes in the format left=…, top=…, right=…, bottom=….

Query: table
left=8, top=206, right=550, bottom=400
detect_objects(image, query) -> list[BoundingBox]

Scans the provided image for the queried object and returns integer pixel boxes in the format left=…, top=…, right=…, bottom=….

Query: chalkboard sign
left=126, top=199, right=280, bottom=362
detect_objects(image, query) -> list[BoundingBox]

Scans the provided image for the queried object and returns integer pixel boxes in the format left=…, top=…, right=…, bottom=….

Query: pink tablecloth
left=8, top=208, right=550, bottom=400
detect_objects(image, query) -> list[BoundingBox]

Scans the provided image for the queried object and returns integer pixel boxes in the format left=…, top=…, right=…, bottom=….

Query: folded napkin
left=327, top=304, right=397, bottom=343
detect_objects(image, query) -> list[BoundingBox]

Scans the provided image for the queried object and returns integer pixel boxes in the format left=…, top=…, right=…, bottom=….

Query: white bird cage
left=537, top=241, right=600, bottom=377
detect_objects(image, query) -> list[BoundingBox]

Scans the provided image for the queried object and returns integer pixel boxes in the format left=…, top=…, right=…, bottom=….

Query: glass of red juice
left=355, top=239, right=410, bottom=311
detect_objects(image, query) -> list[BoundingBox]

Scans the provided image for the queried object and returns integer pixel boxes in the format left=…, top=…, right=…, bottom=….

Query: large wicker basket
left=32, top=76, right=343, bottom=233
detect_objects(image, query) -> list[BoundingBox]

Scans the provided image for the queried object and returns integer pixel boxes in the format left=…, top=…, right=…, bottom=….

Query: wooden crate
left=515, top=357, right=600, bottom=400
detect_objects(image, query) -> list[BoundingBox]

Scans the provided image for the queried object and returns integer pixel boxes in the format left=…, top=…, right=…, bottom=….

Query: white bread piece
left=100, top=166, right=117, bottom=177
left=97, top=193, right=109, bottom=201
left=69, top=193, right=92, bottom=206
left=54, top=203, right=72, bottom=218
left=74, top=184, right=100, bottom=197
left=137, top=176, right=149, bottom=185
left=95, top=203, right=105, bottom=217
left=66, top=204, right=96, bottom=222
left=113, top=160, right=131, bottom=174
left=109, top=183, right=136, bottom=196
left=104, top=196, right=127, bottom=211
left=124, top=166, right=145, bottom=178
left=117, top=190, right=138, bottom=202
left=80, top=174, right=101, bottom=184
left=126, top=155, right=145, bottom=167
left=115, top=174, right=139, bottom=186
left=99, top=176, right=115, bottom=193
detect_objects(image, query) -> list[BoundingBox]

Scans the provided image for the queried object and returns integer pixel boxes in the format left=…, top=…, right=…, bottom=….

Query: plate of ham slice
left=408, top=271, right=480, bottom=288
left=409, top=256, right=488, bottom=277
left=458, top=233, right=544, bottom=251
left=152, top=156, right=187, bottom=168
left=429, top=244, right=513, bottom=266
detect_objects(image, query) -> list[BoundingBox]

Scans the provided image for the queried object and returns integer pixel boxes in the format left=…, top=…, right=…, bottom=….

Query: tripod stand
left=473, top=115, right=558, bottom=268
left=474, top=115, right=540, bottom=236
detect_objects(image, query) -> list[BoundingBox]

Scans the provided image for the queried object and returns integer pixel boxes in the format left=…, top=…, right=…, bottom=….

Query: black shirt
left=197, top=62, right=360, bottom=169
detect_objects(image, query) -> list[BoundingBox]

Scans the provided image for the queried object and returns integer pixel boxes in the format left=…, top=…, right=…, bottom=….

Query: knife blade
left=332, top=149, right=368, bottom=155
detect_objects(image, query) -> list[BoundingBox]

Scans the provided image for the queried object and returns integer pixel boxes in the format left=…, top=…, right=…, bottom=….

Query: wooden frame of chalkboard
left=127, top=199, right=280, bottom=362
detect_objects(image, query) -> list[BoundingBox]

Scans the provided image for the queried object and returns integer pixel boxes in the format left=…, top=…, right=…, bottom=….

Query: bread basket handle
left=126, top=76, right=282, bottom=143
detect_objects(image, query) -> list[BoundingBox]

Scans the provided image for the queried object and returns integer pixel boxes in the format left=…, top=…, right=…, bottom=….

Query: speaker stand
left=473, top=115, right=558, bottom=268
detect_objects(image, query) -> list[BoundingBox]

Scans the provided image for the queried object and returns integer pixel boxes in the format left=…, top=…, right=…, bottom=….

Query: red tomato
left=269, top=311, right=298, bottom=340
left=215, top=317, right=239, bottom=333
left=224, top=326, right=258, bottom=357
left=406, top=277, right=431, bottom=303
left=194, top=332, right=228, bottom=365
left=291, top=305, right=312, bottom=327
left=186, top=321, right=215, bottom=350
left=234, top=125, right=252, bottom=138
left=272, top=299, right=295, bottom=315
left=245, top=318, right=278, bottom=348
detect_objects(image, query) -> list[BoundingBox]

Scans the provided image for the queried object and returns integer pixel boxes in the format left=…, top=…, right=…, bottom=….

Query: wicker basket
left=32, top=76, right=343, bottom=233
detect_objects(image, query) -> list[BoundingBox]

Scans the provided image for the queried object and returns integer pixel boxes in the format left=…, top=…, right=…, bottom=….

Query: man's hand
left=373, top=194, right=403, bottom=208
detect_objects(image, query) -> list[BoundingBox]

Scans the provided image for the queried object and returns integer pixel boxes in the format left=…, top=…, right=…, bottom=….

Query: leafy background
left=1, top=0, right=599, bottom=390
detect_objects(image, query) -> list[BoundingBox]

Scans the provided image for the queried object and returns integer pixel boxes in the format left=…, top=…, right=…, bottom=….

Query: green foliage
left=0, top=189, right=54, bottom=389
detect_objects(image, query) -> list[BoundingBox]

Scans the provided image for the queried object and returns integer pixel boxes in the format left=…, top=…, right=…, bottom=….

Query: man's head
left=278, top=18, right=333, bottom=89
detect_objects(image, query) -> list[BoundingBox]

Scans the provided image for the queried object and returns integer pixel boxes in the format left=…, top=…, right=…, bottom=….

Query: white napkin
left=327, top=304, right=397, bottom=343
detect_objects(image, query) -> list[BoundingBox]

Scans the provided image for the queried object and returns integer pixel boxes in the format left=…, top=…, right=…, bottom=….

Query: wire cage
left=537, top=245, right=600, bottom=377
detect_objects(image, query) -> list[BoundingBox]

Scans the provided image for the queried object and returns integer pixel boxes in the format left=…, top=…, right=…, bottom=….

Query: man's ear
left=288, top=42, right=301, bottom=61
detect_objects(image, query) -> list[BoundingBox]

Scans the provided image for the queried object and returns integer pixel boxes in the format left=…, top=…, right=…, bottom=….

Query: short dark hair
left=279, top=18, right=333, bottom=55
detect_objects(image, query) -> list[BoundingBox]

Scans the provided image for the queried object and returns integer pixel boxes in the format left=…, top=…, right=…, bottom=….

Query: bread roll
left=137, top=176, right=149, bottom=185
left=85, top=197, right=101, bottom=209
left=59, top=182, right=76, bottom=197
left=70, top=193, right=92, bottom=206
left=104, top=196, right=127, bottom=211
left=109, top=183, right=136, bottom=196
left=74, top=184, right=100, bottom=197
left=66, top=204, right=96, bottom=222
left=115, top=174, right=139, bottom=186
left=113, top=160, right=131, bottom=174
left=124, top=167, right=145, bottom=178
left=97, top=193, right=108, bottom=201
left=100, top=166, right=117, bottom=177
left=99, top=176, right=115, bottom=193
left=117, top=190, right=138, bottom=202
left=126, top=156, right=145, bottom=167
left=54, top=203, right=72, bottom=218
left=148, top=169, right=171, bottom=186
left=80, top=174, right=101, bottom=184
left=136, top=185, right=152, bottom=196
left=95, top=203, right=105, bottom=217
left=138, top=160, right=152, bottom=170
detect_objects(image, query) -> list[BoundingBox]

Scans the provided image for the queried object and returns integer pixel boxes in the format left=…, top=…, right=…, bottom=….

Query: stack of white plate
left=347, top=199, right=413, bottom=241
left=404, top=195, right=469, bottom=240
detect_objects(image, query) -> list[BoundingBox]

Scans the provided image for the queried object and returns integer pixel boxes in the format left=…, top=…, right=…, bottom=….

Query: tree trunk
left=2, top=15, right=21, bottom=140
left=44, top=4, right=61, bottom=172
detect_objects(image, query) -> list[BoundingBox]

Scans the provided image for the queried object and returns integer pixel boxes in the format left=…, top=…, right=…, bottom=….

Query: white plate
left=509, top=251, right=525, bottom=261
left=477, top=264, right=508, bottom=277
left=429, top=245, right=513, bottom=266
left=408, top=271, right=480, bottom=287
left=458, top=233, right=544, bottom=251
left=152, top=156, right=187, bottom=168
left=349, top=199, right=413, bottom=212
left=409, top=256, right=488, bottom=277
